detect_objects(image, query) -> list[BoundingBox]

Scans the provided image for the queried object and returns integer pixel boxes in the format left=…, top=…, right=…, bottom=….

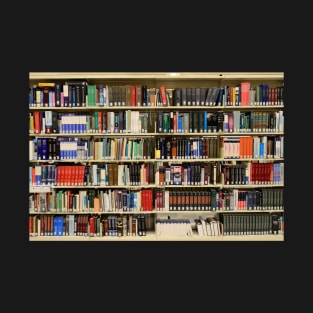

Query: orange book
left=159, top=86, right=167, bottom=106
left=159, top=166, right=165, bottom=185
left=94, top=197, right=100, bottom=212
left=171, top=138, right=177, bottom=159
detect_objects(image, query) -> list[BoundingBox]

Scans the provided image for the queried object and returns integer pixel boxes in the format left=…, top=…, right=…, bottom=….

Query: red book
left=141, top=190, right=147, bottom=211
left=131, top=86, right=136, bottom=106
left=148, top=189, right=153, bottom=211
left=34, top=111, right=41, bottom=134
left=97, top=111, right=103, bottom=133
left=89, top=216, right=95, bottom=236
left=173, top=112, right=177, bottom=132
left=240, top=82, right=250, bottom=106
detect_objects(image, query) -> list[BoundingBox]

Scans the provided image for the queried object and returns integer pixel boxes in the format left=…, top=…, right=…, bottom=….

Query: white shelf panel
left=29, top=72, right=284, bottom=81
left=29, top=234, right=284, bottom=241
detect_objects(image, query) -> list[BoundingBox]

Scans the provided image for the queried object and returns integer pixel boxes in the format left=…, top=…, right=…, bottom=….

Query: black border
left=6, top=16, right=302, bottom=307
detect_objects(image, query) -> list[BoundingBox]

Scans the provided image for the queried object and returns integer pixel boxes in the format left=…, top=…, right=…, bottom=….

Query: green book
left=162, top=113, right=170, bottom=133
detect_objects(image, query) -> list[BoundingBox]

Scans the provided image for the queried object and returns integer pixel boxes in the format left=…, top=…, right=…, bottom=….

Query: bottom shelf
left=29, top=233, right=284, bottom=241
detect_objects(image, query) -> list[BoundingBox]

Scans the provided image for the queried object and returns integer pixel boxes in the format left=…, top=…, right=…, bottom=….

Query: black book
left=165, top=138, right=172, bottom=159
left=52, top=111, right=59, bottom=133
left=119, top=111, right=124, bottom=133
left=205, top=87, right=213, bottom=106
left=199, top=111, right=204, bottom=132
left=173, top=88, right=181, bottom=106
left=176, top=139, right=181, bottom=159
left=48, top=138, right=54, bottom=160
left=216, top=87, right=224, bottom=106
left=157, top=112, right=163, bottom=132
left=141, top=85, right=147, bottom=106
left=107, top=86, right=113, bottom=106
left=54, top=83, right=62, bottom=107
left=195, top=87, right=201, bottom=106
left=200, top=87, right=207, bottom=106
left=193, top=111, right=199, bottom=133
left=160, top=138, right=166, bottom=159
left=70, top=85, right=76, bottom=106
left=189, top=111, right=193, bottom=133
left=169, top=111, right=174, bottom=132
left=191, top=87, right=196, bottom=106
left=210, top=87, right=220, bottom=106
left=181, top=87, right=187, bottom=106
left=121, top=85, right=126, bottom=106
left=217, top=111, right=224, bottom=132
left=75, top=85, right=81, bottom=106
left=140, top=215, right=146, bottom=236
left=186, top=87, right=192, bottom=106
left=81, top=83, right=87, bottom=106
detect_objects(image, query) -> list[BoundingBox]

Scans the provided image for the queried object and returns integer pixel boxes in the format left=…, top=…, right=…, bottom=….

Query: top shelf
left=29, top=72, right=284, bottom=81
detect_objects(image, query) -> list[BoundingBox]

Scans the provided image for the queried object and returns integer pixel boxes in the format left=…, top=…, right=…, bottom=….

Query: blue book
left=259, top=142, right=264, bottom=158
left=53, top=216, right=59, bottom=236
left=203, top=111, right=208, bottom=132
left=178, top=114, right=183, bottom=133
left=199, top=139, right=203, bottom=158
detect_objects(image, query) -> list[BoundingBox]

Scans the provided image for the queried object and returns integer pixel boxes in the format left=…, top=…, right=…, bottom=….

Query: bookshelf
left=29, top=72, right=284, bottom=241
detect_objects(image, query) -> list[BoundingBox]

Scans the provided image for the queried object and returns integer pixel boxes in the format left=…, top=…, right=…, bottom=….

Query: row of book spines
left=154, top=189, right=284, bottom=211
left=29, top=110, right=284, bottom=134
left=29, top=84, right=156, bottom=108
left=156, top=137, right=219, bottom=160
left=156, top=162, right=284, bottom=186
left=29, top=161, right=284, bottom=187
left=29, top=163, right=155, bottom=187
left=222, top=136, right=284, bottom=159
left=195, top=218, right=223, bottom=236
left=29, top=136, right=284, bottom=161
left=29, top=188, right=154, bottom=213
left=29, top=83, right=284, bottom=108
left=30, top=137, right=153, bottom=161
left=220, top=213, right=284, bottom=235
left=156, top=111, right=283, bottom=134
left=171, top=85, right=284, bottom=107
left=30, top=137, right=218, bottom=161
left=156, top=219, right=193, bottom=236
left=222, top=163, right=284, bottom=185
left=29, top=111, right=153, bottom=135
left=29, top=187, right=284, bottom=213
left=29, top=214, right=148, bottom=237
left=29, top=162, right=220, bottom=187
left=155, top=213, right=284, bottom=237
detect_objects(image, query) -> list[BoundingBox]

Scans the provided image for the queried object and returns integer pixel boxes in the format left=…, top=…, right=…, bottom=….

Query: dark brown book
left=126, top=85, right=132, bottom=106
left=107, top=163, right=114, bottom=186
left=132, top=216, right=137, bottom=235
left=136, top=85, right=142, bottom=106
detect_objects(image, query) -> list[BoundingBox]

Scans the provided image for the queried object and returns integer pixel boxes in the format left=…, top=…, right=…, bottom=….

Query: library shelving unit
left=29, top=72, right=284, bottom=241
